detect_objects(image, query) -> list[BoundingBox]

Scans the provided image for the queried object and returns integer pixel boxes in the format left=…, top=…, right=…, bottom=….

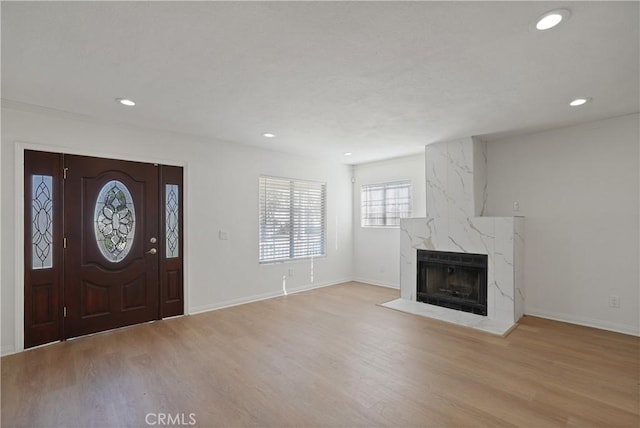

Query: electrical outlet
left=288, top=268, right=294, bottom=277
left=609, top=295, right=620, bottom=308
left=513, top=201, right=520, bottom=212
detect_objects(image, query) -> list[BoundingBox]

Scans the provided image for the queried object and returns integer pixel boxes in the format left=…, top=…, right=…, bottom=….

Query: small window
left=361, top=181, right=412, bottom=227
left=259, top=176, right=326, bottom=263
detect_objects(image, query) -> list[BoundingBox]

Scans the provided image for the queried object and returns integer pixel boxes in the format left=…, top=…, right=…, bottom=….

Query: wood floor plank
left=2, top=282, right=638, bottom=427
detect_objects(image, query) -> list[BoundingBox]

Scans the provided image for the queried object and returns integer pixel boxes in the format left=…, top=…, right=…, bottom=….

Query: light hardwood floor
left=2, top=282, right=639, bottom=427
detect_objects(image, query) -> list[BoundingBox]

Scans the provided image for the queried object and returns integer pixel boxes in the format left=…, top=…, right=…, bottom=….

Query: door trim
left=14, top=141, right=189, bottom=354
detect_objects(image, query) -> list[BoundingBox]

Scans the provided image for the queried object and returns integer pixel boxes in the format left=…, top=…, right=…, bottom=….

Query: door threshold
left=23, top=340, right=62, bottom=353
left=162, top=314, right=185, bottom=320
left=67, top=319, right=159, bottom=341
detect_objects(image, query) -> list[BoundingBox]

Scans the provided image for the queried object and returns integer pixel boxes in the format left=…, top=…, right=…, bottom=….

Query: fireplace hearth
left=417, top=250, right=488, bottom=316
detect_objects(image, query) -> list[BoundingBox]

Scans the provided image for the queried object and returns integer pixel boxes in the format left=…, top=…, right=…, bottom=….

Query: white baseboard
left=188, top=278, right=351, bottom=315
left=525, top=307, right=640, bottom=337
left=353, top=277, right=400, bottom=289
left=286, top=278, right=352, bottom=295
left=189, top=290, right=283, bottom=315
left=1, top=345, right=16, bottom=357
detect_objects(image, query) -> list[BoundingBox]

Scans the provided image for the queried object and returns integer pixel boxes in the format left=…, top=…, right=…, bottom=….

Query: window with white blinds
left=361, top=181, right=412, bottom=227
left=259, top=176, right=326, bottom=263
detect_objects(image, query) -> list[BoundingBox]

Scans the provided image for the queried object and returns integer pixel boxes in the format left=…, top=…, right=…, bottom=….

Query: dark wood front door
left=63, top=155, right=160, bottom=338
left=24, top=150, right=184, bottom=347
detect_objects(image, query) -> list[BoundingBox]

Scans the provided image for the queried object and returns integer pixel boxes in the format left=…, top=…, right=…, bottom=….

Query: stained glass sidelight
left=94, top=180, right=136, bottom=262
left=31, top=175, right=54, bottom=269
left=165, top=184, right=179, bottom=258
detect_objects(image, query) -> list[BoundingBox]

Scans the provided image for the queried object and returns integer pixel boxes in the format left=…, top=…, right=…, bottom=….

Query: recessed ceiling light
left=535, top=9, right=571, bottom=31
left=343, top=152, right=353, bottom=156
left=116, top=98, right=136, bottom=107
left=569, top=97, right=591, bottom=107
left=262, top=133, right=276, bottom=138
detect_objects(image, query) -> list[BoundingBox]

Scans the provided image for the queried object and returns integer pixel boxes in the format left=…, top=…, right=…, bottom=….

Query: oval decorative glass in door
left=94, top=180, right=136, bottom=262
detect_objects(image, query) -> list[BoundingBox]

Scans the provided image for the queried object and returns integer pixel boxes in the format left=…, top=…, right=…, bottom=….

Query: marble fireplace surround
left=382, top=137, right=524, bottom=335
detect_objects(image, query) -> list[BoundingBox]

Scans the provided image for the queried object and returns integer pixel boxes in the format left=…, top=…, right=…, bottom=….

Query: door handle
left=146, top=248, right=157, bottom=255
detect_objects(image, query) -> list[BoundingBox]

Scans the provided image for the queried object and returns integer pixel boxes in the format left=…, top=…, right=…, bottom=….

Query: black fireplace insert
left=416, top=250, right=487, bottom=316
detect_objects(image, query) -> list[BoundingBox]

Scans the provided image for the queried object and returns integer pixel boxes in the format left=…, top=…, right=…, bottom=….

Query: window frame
left=258, top=175, right=327, bottom=264
left=361, top=180, right=412, bottom=228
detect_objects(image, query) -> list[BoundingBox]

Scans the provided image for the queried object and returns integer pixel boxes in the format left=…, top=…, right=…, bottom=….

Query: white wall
left=352, top=154, right=425, bottom=288
left=4, top=104, right=636, bottom=354
left=485, top=114, right=639, bottom=335
left=1, top=104, right=353, bottom=354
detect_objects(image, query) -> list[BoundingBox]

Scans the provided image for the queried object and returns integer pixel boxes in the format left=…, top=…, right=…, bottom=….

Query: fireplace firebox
left=417, top=250, right=488, bottom=316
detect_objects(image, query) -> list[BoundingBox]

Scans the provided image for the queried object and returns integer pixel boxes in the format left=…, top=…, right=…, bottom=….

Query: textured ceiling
left=2, top=1, right=638, bottom=164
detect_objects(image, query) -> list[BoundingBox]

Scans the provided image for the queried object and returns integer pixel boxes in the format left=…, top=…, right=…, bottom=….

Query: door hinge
left=63, top=167, right=68, bottom=179
left=63, top=306, right=67, bottom=317
left=63, top=237, right=67, bottom=249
